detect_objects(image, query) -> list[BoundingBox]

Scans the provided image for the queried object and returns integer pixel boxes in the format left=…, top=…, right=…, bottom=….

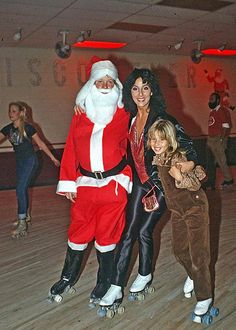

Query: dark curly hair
left=123, top=68, right=166, bottom=117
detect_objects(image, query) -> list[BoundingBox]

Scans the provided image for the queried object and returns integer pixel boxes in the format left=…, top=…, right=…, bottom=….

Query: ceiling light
left=218, top=43, right=227, bottom=51
left=174, top=39, right=184, bottom=50
left=13, top=28, right=22, bottom=41
left=72, top=40, right=127, bottom=49
left=55, top=30, right=72, bottom=59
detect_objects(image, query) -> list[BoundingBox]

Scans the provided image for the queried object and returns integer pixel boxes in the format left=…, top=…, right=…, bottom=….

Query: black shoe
left=220, top=179, right=234, bottom=189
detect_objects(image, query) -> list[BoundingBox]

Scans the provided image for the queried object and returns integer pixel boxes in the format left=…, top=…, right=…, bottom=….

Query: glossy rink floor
left=0, top=180, right=235, bottom=330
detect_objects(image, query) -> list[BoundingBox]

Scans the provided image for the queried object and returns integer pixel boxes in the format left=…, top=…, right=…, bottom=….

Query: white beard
left=85, top=84, right=120, bottom=125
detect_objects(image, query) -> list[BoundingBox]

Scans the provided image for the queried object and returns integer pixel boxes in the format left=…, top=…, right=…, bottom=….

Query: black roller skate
left=47, top=247, right=84, bottom=303
left=97, top=285, right=125, bottom=318
left=191, top=298, right=219, bottom=325
left=89, top=250, right=114, bottom=308
left=128, top=273, right=154, bottom=302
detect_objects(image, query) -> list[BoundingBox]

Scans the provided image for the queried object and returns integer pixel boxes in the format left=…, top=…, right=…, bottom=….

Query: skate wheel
left=128, top=294, right=136, bottom=302
left=68, top=287, right=76, bottom=294
left=148, top=286, right=155, bottom=294
left=191, top=312, right=201, bottom=324
left=97, top=307, right=106, bottom=318
left=117, top=306, right=125, bottom=314
left=202, top=314, right=212, bottom=325
left=137, top=293, right=145, bottom=301
left=88, top=302, right=96, bottom=309
left=210, top=306, right=219, bottom=317
left=106, top=309, right=115, bottom=319
left=184, top=292, right=192, bottom=298
left=54, top=294, right=63, bottom=303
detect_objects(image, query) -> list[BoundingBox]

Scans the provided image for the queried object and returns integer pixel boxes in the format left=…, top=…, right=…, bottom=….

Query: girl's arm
left=0, top=132, right=6, bottom=144
left=32, top=133, right=60, bottom=167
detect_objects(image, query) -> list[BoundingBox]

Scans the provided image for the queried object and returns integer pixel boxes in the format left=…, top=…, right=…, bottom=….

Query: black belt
left=79, top=156, right=127, bottom=180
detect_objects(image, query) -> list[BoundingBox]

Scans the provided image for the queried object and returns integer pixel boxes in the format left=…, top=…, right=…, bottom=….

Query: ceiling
left=1, top=0, right=236, bottom=56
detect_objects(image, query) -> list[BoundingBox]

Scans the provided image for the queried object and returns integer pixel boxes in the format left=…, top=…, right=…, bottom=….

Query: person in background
left=0, top=101, right=60, bottom=238
left=98, top=68, right=198, bottom=314
left=205, top=92, right=233, bottom=189
left=147, top=119, right=217, bottom=324
left=48, top=57, right=132, bottom=306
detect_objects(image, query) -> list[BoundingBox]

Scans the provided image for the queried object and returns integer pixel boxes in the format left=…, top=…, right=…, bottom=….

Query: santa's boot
left=183, top=276, right=194, bottom=298
left=128, top=273, right=154, bottom=301
left=11, top=219, right=28, bottom=238
left=48, top=247, right=84, bottom=303
left=89, top=250, right=114, bottom=307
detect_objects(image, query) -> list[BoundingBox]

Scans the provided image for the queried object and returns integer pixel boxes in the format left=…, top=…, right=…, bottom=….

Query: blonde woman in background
left=0, top=102, right=60, bottom=238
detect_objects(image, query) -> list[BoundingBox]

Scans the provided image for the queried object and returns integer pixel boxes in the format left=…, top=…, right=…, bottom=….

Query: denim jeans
left=16, top=154, right=38, bottom=219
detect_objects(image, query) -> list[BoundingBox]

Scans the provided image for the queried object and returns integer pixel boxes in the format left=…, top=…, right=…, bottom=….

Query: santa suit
left=57, top=108, right=132, bottom=251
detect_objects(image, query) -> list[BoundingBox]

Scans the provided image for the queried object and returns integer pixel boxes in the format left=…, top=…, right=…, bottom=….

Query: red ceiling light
left=72, top=40, right=127, bottom=49
left=202, top=49, right=236, bottom=56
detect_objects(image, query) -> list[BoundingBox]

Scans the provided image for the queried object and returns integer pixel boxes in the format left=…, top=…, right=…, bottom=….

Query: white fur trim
left=75, top=60, right=123, bottom=110
left=68, top=240, right=88, bottom=251
left=56, top=180, right=77, bottom=195
left=95, top=241, right=116, bottom=252
left=90, top=124, right=105, bottom=171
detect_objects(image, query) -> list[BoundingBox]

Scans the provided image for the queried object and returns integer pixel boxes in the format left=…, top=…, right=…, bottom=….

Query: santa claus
left=48, top=57, right=132, bottom=305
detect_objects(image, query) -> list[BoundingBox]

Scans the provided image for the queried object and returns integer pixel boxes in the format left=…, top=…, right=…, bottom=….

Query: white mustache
left=97, top=88, right=113, bottom=94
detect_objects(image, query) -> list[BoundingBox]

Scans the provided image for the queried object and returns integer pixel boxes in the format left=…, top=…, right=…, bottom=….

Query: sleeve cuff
left=56, top=180, right=77, bottom=195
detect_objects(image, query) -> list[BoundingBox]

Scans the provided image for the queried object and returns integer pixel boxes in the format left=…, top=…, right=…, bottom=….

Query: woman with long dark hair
left=98, top=68, right=198, bottom=315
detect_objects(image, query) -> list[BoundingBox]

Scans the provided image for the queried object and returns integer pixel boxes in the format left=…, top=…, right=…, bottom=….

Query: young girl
left=0, top=102, right=60, bottom=238
left=147, top=119, right=218, bottom=324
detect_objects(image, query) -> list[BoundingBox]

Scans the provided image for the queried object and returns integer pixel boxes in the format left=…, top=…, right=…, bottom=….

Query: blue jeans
left=16, top=154, right=38, bottom=219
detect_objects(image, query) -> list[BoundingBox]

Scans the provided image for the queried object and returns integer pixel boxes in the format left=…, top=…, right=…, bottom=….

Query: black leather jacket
left=129, top=109, right=198, bottom=191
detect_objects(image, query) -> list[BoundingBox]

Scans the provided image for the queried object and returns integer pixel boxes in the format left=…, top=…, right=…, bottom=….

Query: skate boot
left=89, top=250, right=114, bottom=308
left=11, top=219, right=28, bottom=238
left=183, top=276, right=194, bottom=298
left=47, top=247, right=84, bottom=303
left=191, top=298, right=219, bottom=325
left=128, top=273, right=154, bottom=301
left=97, top=285, right=124, bottom=318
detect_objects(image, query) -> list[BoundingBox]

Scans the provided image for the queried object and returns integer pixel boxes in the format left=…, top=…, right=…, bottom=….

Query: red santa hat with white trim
left=75, top=56, right=123, bottom=109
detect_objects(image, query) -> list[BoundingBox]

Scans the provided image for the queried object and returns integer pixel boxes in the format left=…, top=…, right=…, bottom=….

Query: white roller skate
left=97, top=285, right=125, bottom=318
left=183, top=276, right=194, bottom=298
left=11, top=219, right=28, bottom=238
left=128, top=273, right=154, bottom=301
left=191, top=298, right=219, bottom=325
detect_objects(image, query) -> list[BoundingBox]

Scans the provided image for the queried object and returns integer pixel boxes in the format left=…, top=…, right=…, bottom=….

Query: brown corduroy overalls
left=156, top=155, right=212, bottom=301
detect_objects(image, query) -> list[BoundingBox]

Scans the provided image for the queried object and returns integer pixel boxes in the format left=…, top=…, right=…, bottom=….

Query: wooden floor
left=0, top=175, right=236, bottom=329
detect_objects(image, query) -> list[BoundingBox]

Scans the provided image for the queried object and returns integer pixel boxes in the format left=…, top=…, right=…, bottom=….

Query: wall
left=1, top=47, right=236, bottom=189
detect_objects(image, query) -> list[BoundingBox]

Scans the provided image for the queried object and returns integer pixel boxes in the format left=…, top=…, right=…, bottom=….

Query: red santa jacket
left=57, top=107, right=132, bottom=194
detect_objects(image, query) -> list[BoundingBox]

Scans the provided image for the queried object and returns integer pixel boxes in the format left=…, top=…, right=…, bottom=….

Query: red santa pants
left=68, top=180, right=127, bottom=247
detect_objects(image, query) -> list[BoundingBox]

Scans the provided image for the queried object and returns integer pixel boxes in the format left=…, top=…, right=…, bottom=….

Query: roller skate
left=183, top=276, right=194, bottom=298
left=13, top=214, right=31, bottom=227
left=128, top=273, right=154, bottom=302
left=11, top=219, right=28, bottom=238
left=47, top=277, right=76, bottom=303
left=88, top=250, right=114, bottom=309
left=191, top=298, right=219, bottom=325
left=47, top=247, right=84, bottom=303
left=97, top=285, right=125, bottom=318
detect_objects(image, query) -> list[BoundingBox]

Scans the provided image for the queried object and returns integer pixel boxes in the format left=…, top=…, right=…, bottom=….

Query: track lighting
left=174, top=39, right=184, bottom=50
left=76, top=30, right=91, bottom=43
left=218, top=43, right=227, bottom=51
left=13, top=28, right=22, bottom=41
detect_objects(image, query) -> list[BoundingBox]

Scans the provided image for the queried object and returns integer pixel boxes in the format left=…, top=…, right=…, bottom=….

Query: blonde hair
left=147, top=119, right=182, bottom=158
left=9, top=102, right=27, bottom=142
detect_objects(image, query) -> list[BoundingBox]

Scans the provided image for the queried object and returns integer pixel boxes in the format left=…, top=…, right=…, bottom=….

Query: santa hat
left=76, top=56, right=123, bottom=108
